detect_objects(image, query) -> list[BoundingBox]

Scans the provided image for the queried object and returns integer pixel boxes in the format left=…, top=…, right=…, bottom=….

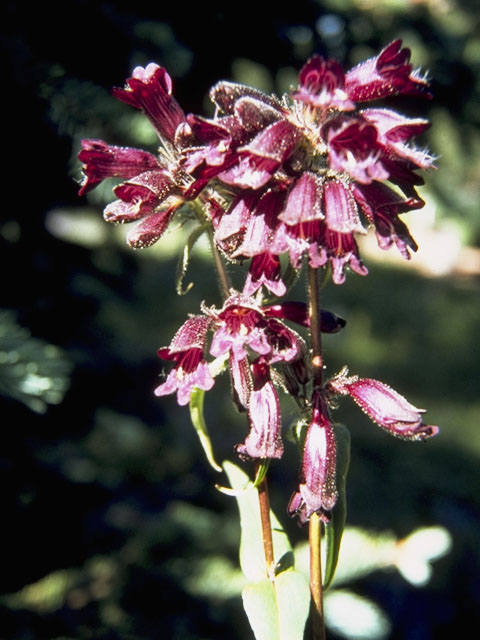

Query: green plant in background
left=77, top=41, right=440, bottom=639
left=0, top=311, right=72, bottom=414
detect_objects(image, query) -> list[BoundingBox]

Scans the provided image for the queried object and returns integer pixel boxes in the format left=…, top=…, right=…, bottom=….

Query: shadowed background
left=1, top=0, right=480, bottom=638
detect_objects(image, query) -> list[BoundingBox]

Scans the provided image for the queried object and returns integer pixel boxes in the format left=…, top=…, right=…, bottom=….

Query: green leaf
left=224, top=461, right=310, bottom=640
left=216, top=459, right=270, bottom=496
left=323, top=423, right=351, bottom=590
left=175, top=223, right=209, bottom=295
left=275, top=570, right=311, bottom=640
left=242, top=580, right=279, bottom=640
left=189, top=388, right=222, bottom=472
left=223, top=461, right=292, bottom=582
left=242, top=571, right=310, bottom=640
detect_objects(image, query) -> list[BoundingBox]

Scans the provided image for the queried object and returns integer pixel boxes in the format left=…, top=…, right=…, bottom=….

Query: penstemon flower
left=154, top=315, right=214, bottom=406
left=179, top=40, right=434, bottom=286
left=327, top=368, right=439, bottom=441
left=79, top=63, right=193, bottom=248
left=288, top=392, right=338, bottom=524
left=78, top=41, right=439, bottom=639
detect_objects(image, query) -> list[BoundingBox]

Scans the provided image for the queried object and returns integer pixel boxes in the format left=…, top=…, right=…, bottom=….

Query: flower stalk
left=255, top=461, right=276, bottom=580
left=309, top=512, right=326, bottom=640
left=307, top=264, right=326, bottom=640
left=77, top=42, right=439, bottom=639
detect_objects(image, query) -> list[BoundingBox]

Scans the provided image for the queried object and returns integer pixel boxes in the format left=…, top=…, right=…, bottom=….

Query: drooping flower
left=288, top=392, right=338, bottom=524
left=206, top=292, right=311, bottom=418
left=208, top=292, right=303, bottom=365
left=236, top=360, right=283, bottom=460
left=181, top=40, right=434, bottom=287
left=327, top=368, right=439, bottom=441
left=154, top=315, right=214, bottom=406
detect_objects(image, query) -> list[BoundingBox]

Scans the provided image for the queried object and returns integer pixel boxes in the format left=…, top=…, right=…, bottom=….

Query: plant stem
left=255, top=461, right=276, bottom=580
left=309, top=513, right=325, bottom=640
left=307, top=264, right=324, bottom=390
left=204, top=211, right=275, bottom=582
left=192, top=197, right=231, bottom=299
left=210, top=236, right=231, bottom=300
left=307, top=265, right=326, bottom=640
left=199, top=199, right=276, bottom=584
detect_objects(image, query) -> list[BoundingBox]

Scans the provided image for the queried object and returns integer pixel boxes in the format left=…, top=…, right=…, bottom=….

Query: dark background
left=2, top=1, right=480, bottom=638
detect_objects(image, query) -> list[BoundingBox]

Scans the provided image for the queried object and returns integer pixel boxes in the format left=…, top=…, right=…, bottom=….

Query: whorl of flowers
left=79, top=40, right=434, bottom=283
left=78, top=41, right=438, bottom=524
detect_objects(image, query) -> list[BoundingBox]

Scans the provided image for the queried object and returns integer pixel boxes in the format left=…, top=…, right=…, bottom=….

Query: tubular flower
left=78, top=64, right=196, bottom=248
left=154, top=315, right=214, bottom=406
left=206, top=292, right=308, bottom=422
left=236, top=360, right=283, bottom=460
left=327, top=368, right=439, bottom=441
left=181, top=40, right=434, bottom=287
left=288, top=393, right=338, bottom=524
left=208, top=292, right=304, bottom=365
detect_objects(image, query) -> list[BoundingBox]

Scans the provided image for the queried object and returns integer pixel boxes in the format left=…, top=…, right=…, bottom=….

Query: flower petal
left=112, top=63, right=186, bottom=142
left=345, top=40, right=431, bottom=102
left=236, top=361, right=283, bottom=460
left=329, top=374, right=439, bottom=441
left=279, top=172, right=324, bottom=225
left=78, top=139, right=160, bottom=195
left=126, top=204, right=178, bottom=248
left=288, top=395, right=338, bottom=524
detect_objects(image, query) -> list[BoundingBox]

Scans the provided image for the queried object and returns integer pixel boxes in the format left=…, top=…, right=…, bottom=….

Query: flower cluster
left=154, top=294, right=312, bottom=459
left=78, top=41, right=438, bottom=525
left=79, top=40, right=434, bottom=282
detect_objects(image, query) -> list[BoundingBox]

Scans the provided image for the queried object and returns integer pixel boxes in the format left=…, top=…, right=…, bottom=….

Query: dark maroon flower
left=79, top=64, right=193, bottom=248
left=263, top=302, right=346, bottom=333
left=360, top=108, right=433, bottom=169
left=352, top=181, right=422, bottom=259
left=206, top=293, right=306, bottom=411
left=208, top=293, right=303, bottom=365
left=178, top=41, right=433, bottom=287
left=324, top=117, right=389, bottom=184
left=154, top=315, right=214, bottom=406
left=327, top=369, right=439, bottom=441
left=209, top=296, right=271, bottom=362
left=293, top=55, right=355, bottom=112
left=112, top=63, right=186, bottom=143
left=236, top=360, right=283, bottom=460
left=78, top=140, right=161, bottom=196
left=242, top=252, right=286, bottom=298
left=288, top=393, right=338, bottom=524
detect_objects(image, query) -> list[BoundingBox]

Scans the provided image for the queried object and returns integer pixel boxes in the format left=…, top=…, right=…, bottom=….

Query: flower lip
left=154, top=315, right=214, bottom=406
left=293, top=55, right=355, bottom=112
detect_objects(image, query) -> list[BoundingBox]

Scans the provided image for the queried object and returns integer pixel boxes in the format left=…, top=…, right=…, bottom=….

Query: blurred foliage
left=2, top=0, right=480, bottom=638
left=0, top=311, right=72, bottom=413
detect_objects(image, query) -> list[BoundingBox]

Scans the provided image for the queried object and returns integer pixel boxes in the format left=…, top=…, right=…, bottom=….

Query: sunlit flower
left=79, top=64, right=191, bottom=248
left=288, top=393, right=338, bottom=524
left=236, top=360, right=283, bottom=459
left=154, top=315, right=214, bottom=406
left=327, top=368, right=439, bottom=441
left=208, top=293, right=303, bottom=365
left=182, top=40, right=433, bottom=286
